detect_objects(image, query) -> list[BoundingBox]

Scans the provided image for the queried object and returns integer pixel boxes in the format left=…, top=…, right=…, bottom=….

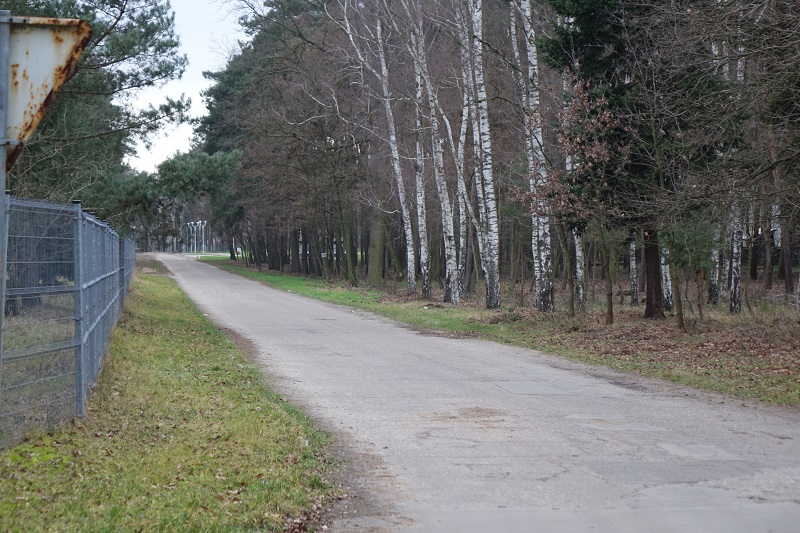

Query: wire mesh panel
left=0, top=198, right=77, bottom=446
left=0, top=196, right=136, bottom=448
left=75, top=212, right=122, bottom=416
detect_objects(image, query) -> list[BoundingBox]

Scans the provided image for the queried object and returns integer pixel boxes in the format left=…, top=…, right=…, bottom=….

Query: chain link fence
left=0, top=196, right=135, bottom=448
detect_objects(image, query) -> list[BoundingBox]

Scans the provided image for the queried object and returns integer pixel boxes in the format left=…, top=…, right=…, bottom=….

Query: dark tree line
left=10, top=0, right=800, bottom=323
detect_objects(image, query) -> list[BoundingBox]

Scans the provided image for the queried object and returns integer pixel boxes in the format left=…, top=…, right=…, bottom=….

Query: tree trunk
left=558, top=224, right=575, bottom=317
left=796, top=271, right=800, bottom=308
left=411, top=28, right=460, bottom=304
left=629, top=237, right=639, bottom=306
left=468, top=0, right=500, bottom=309
left=604, top=245, right=615, bottom=325
left=414, top=100, right=431, bottom=299
left=510, top=0, right=552, bottom=312
left=342, top=223, right=358, bottom=286
left=374, top=20, right=416, bottom=294
left=643, top=229, right=665, bottom=319
left=696, top=269, right=705, bottom=321
left=730, top=210, right=742, bottom=313
left=781, top=220, right=794, bottom=295
left=666, top=233, right=685, bottom=329
left=765, top=210, right=774, bottom=290
left=660, top=241, right=673, bottom=312
left=301, top=230, right=310, bottom=274
left=708, top=225, right=720, bottom=304
left=573, top=229, right=585, bottom=307
left=290, top=230, right=301, bottom=274
left=749, top=230, right=761, bottom=281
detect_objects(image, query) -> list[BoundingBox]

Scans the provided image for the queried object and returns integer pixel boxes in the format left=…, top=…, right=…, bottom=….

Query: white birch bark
left=720, top=244, right=729, bottom=301
left=452, top=3, right=490, bottom=294
left=432, top=52, right=471, bottom=296
left=511, top=0, right=552, bottom=312
left=414, top=11, right=471, bottom=296
left=414, top=68, right=431, bottom=299
left=573, top=229, right=585, bottom=305
left=708, top=228, right=720, bottom=305
left=334, top=4, right=416, bottom=293
left=409, top=25, right=460, bottom=304
left=469, top=0, right=501, bottom=309
left=374, top=19, right=416, bottom=294
left=660, top=242, right=674, bottom=312
left=629, top=239, right=639, bottom=306
left=730, top=207, right=743, bottom=313
left=771, top=204, right=781, bottom=246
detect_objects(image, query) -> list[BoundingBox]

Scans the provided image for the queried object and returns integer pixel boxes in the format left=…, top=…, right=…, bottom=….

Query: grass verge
left=0, top=265, right=334, bottom=532
left=204, top=257, right=800, bottom=406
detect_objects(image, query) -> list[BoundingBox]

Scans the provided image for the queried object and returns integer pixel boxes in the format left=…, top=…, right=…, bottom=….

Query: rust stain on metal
left=5, top=18, right=92, bottom=171
left=10, top=64, right=20, bottom=89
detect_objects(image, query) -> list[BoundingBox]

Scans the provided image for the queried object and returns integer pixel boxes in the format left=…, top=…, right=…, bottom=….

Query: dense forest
left=10, top=0, right=800, bottom=326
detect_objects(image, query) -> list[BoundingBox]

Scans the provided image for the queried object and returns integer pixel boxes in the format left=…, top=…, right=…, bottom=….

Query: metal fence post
left=118, top=233, right=125, bottom=303
left=72, top=200, right=85, bottom=418
left=0, top=12, right=10, bottom=386
left=0, top=192, right=8, bottom=390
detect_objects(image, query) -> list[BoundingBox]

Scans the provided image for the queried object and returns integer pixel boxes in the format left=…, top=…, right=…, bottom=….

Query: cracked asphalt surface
left=156, top=254, right=800, bottom=532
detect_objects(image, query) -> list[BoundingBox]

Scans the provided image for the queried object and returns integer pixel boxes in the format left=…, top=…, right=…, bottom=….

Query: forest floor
left=205, top=257, right=800, bottom=406
left=469, top=296, right=800, bottom=405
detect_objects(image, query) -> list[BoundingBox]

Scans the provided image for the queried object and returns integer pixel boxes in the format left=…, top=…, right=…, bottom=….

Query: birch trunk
left=573, top=229, right=585, bottom=306
left=336, top=5, right=416, bottom=292
left=730, top=207, right=743, bottom=313
left=410, top=26, right=460, bottom=303
left=629, top=239, right=639, bottom=306
left=374, top=19, right=416, bottom=293
left=708, top=227, right=720, bottom=305
left=425, top=23, right=470, bottom=298
left=469, top=0, right=501, bottom=309
left=660, top=241, right=674, bottom=312
left=511, top=0, right=553, bottom=312
left=414, top=69, right=431, bottom=300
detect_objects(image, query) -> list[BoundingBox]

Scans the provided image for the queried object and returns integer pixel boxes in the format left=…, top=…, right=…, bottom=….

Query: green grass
left=0, top=271, right=334, bottom=531
left=205, top=259, right=800, bottom=406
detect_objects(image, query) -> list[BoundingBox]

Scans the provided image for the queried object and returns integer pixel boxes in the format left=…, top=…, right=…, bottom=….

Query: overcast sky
left=125, top=0, right=247, bottom=173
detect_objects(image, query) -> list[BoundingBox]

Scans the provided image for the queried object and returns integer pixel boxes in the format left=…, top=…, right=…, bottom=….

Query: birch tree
left=629, top=238, right=639, bottom=306
left=730, top=205, right=743, bottom=313
left=413, top=69, right=432, bottom=299
left=510, top=0, right=554, bottom=312
left=463, top=0, right=501, bottom=309
left=331, top=1, right=417, bottom=293
left=379, top=0, right=462, bottom=303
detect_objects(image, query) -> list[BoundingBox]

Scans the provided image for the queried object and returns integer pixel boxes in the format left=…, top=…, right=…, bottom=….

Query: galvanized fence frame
left=0, top=195, right=135, bottom=448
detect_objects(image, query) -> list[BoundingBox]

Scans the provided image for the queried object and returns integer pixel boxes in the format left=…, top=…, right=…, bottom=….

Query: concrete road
left=155, top=254, right=800, bottom=532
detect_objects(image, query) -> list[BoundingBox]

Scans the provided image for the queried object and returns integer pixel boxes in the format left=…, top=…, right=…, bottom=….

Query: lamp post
left=201, top=221, right=207, bottom=253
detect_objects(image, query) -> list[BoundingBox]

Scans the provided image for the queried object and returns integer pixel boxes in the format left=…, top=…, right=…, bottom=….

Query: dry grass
left=0, top=269, right=336, bottom=531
